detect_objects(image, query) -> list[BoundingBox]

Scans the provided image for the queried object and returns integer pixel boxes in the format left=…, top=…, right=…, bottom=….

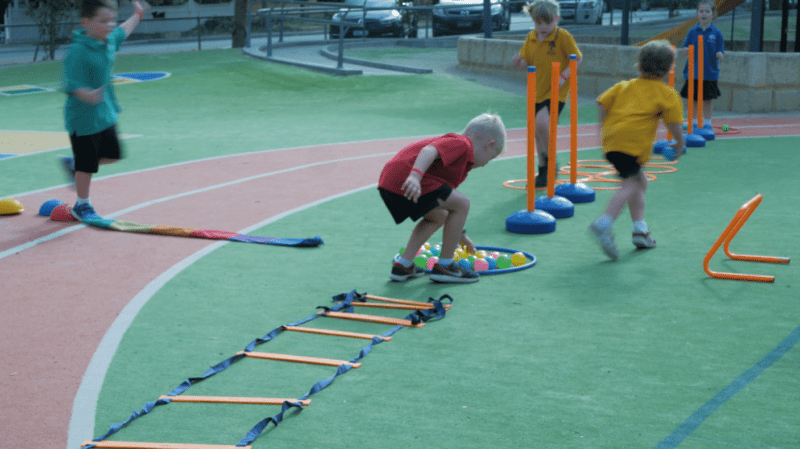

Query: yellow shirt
left=598, top=77, right=684, bottom=165
left=518, top=27, right=582, bottom=103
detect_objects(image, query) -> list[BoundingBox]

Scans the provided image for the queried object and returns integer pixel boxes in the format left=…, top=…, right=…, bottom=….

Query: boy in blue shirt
left=680, top=0, right=724, bottom=127
left=61, top=0, right=149, bottom=221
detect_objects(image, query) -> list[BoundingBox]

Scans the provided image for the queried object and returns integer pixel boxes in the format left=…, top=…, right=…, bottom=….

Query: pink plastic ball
left=426, top=256, right=439, bottom=270
left=473, top=258, right=489, bottom=271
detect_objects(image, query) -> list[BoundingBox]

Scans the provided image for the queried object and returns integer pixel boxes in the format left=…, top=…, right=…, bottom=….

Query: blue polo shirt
left=62, top=27, right=126, bottom=136
left=682, top=23, right=724, bottom=81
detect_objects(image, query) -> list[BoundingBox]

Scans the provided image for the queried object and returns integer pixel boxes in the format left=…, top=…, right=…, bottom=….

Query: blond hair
left=638, top=40, right=674, bottom=78
left=463, top=113, right=506, bottom=156
left=524, top=0, right=560, bottom=23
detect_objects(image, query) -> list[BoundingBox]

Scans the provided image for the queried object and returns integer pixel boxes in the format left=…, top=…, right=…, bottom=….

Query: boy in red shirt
left=378, top=113, right=506, bottom=283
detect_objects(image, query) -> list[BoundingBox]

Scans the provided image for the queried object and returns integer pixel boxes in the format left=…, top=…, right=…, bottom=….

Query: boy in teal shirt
left=61, top=0, right=149, bottom=221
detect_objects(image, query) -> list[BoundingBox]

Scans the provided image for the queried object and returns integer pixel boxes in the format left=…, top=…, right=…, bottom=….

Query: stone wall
left=457, top=35, right=800, bottom=113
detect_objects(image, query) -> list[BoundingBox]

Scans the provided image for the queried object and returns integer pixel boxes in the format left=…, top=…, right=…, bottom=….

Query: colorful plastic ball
left=430, top=245, right=441, bottom=257
left=39, top=199, right=64, bottom=216
left=473, top=258, right=489, bottom=271
left=0, top=198, right=24, bottom=215
left=489, top=251, right=501, bottom=259
left=722, top=124, right=730, bottom=132
left=426, top=256, right=439, bottom=270
left=50, top=203, right=77, bottom=222
left=422, top=242, right=431, bottom=250
left=453, top=253, right=462, bottom=262
left=457, top=258, right=472, bottom=271
left=511, top=252, right=527, bottom=267
left=414, top=254, right=430, bottom=268
left=485, top=256, right=498, bottom=270
left=474, top=250, right=487, bottom=259
left=467, top=255, right=477, bottom=265
left=496, top=256, right=512, bottom=269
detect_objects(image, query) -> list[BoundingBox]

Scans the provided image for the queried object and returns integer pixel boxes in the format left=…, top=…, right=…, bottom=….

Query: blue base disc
left=505, top=209, right=556, bottom=234
left=535, top=195, right=575, bottom=218
left=695, top=124, right=715, bottom=141
left=685, top=132, right=707, bottom=148
left=653, top=139, right=674, bottom=154
left=555, top=182, right=595, bottom=204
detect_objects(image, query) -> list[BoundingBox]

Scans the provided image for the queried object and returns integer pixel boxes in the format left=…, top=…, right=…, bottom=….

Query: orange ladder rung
left=361, top=293, right=451, bottom=310
left=318, top=310, right=425, bottom=328
left=237, top=350, right=361, bottom=368
left=349, top=302, right=433, bottom=311
left=82, top=442, right=250, bottom=449
left=158, top=395, right=311, bottom=406
left=703, top=194, right=790, bottom=283
left=282, top=325, right=391, bottom=341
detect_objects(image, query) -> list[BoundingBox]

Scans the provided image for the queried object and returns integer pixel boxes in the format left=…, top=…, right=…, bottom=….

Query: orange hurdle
left=82, top=442, right=250, bottom=449
left=703, top=194, right=790, bottom=283
left=159, top=395, right=312, bottom=406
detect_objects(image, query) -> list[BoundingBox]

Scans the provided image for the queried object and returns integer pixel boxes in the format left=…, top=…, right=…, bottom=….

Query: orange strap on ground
left=237, top=351, right=362, bottom=368
left=158, top=395, right=311, bottom=406
left=362, top=293, right=451, bottom=310
left=318, top=310, right=425, bottom=328
left=703, top=194, right=790, bottom=282
left=282, top=325, right=392, bottom=341
left=82, top=442, right=251, bottom=449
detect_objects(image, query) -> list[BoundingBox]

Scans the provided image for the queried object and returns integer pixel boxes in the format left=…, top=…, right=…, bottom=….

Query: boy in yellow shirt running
left=511, top=0, right=582, bottom=188
left=589, top=40, right=685, bottom=261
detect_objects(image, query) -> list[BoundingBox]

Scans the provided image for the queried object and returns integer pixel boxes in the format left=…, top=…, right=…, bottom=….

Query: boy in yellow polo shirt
left=589, top=40, right=685, bottom=261
left=511, top=0, right=581, bottom=188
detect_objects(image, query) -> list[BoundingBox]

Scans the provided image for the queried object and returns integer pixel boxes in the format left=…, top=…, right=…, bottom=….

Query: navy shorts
left=379, top=184, right=453, bottom=225
left=535, top=99, right=566, bottom=116
left=680, top=79, right=721, bottom=101
left=69, top=125, right=123, bottom=173
left=605, top=151, right=641, bottom=179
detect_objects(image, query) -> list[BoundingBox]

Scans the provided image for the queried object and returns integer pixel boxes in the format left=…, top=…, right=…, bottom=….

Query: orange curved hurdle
left=703, top=194, right=790, bottom=282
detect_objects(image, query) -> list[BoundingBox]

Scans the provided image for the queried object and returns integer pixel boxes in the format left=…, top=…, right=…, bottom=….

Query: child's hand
left=511, top=54, right=529, bottom=71
left=716, top=51, right=724, bottom=60
left=133, top=0, right=150, bottom=14
left=401, top=174, right=422, bottom=203
left=74, top=86, right=105, bottom=105
left=667, top=142, right=684, bottom=160
left=459, top=233, right=476, bottom=255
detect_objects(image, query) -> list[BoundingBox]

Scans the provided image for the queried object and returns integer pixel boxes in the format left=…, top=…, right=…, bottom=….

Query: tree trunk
left=232, top=0, right=247, bottom=48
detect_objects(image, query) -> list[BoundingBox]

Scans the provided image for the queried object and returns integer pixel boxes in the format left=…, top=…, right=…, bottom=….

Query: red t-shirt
left=378, top=133, right=475, bottom=195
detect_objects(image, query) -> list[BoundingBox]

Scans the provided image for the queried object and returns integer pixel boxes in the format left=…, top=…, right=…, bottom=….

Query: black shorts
left=69, top=125, right=123, bottom=173
left=379, top=184, right=453, bottom=225
left=535, top=99, right=566, bottom=116
left=680, top=79, right=721, bottom=101
left=605, top=151, right=641, bottom=179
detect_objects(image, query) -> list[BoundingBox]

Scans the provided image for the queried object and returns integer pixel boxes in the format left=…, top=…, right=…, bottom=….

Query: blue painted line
left=655, top=324, right=800, bottom=448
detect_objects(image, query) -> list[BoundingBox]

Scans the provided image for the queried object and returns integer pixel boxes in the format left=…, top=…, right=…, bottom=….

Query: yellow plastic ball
left=0, top=198, right=24, bottom=215
left=511, top=252, right=527, bottom=267
left=475, top=250, right=487, bottom=259
left=422, top=242, right=431, bottom=250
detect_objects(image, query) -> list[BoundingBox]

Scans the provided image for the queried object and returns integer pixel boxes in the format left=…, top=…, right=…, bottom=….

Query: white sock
left=633, top=221, right=649, bottom=234
left=395, top=255, right=413, bottom=267
left=594, top=214, right=614, bottom=230
left=75, top=197, right=91, bottom=206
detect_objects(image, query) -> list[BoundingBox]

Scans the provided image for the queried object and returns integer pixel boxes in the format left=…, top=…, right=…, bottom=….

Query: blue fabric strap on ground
left=84, top=397, right=172, bottom=448
left=168, top=353, right=246, bottom=397
left=228, top=235, right=324, bottom=247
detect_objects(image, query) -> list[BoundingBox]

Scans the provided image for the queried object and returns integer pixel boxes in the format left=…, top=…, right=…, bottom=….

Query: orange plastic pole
left=697, top=35, right=704, bottom=129
left=687, top=45, right=694, bottom=134
left=548, top=61, right=559, bottom=198
left=159, top=395, right=312, bottom=406
left=569, top=56, right=578, bottom=185
left=527, top=66, right=536, bottom=211
left=703, top=194, right=790, bottom=282
left=238, top=350, right=362, bottom=368
left=667, top=45, right=676, bottom=140
left=82, top=443, right=251, bottom=449
left=282, top=325, right=392, bottom=341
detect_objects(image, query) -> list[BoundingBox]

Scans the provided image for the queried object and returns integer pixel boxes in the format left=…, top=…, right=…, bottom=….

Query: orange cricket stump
left=158, top=395, right=311, bottom=406
left=237, top=351, right=362, bottom=368
left=82, top=442, right=250, bottom=449
left=360, top=293, right=452, bottom=310
left=703, top=194, right=790, bottom=283
left=318, top=310, right=425, bottom=328
left=282, top=325, right=392, bottom=341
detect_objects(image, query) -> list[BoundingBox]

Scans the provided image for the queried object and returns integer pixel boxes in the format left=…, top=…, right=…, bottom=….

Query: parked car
left=432, top=0, right=510, bottom=37
left=558, top=0, right=604, bottom=23
left=330, top=0, right=413, bottom=38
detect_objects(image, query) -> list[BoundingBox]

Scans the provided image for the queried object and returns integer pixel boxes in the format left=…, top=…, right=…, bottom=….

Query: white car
left=558, top=0, right=605, bottom=24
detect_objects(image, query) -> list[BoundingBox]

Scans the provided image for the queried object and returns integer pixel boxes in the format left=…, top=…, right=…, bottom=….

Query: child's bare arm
left=121, top=1, right=150, bottom=37
left=401, top=145, right=440, bottom=203
left=511, top=54, right=529, bottom=71
left=70, top=86, right=105, bottom=105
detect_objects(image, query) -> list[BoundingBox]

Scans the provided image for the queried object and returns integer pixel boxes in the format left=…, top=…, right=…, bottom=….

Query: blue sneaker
left=60, top=156, right=76, bottom=188
left=70, top=203, right=102, bottom=221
